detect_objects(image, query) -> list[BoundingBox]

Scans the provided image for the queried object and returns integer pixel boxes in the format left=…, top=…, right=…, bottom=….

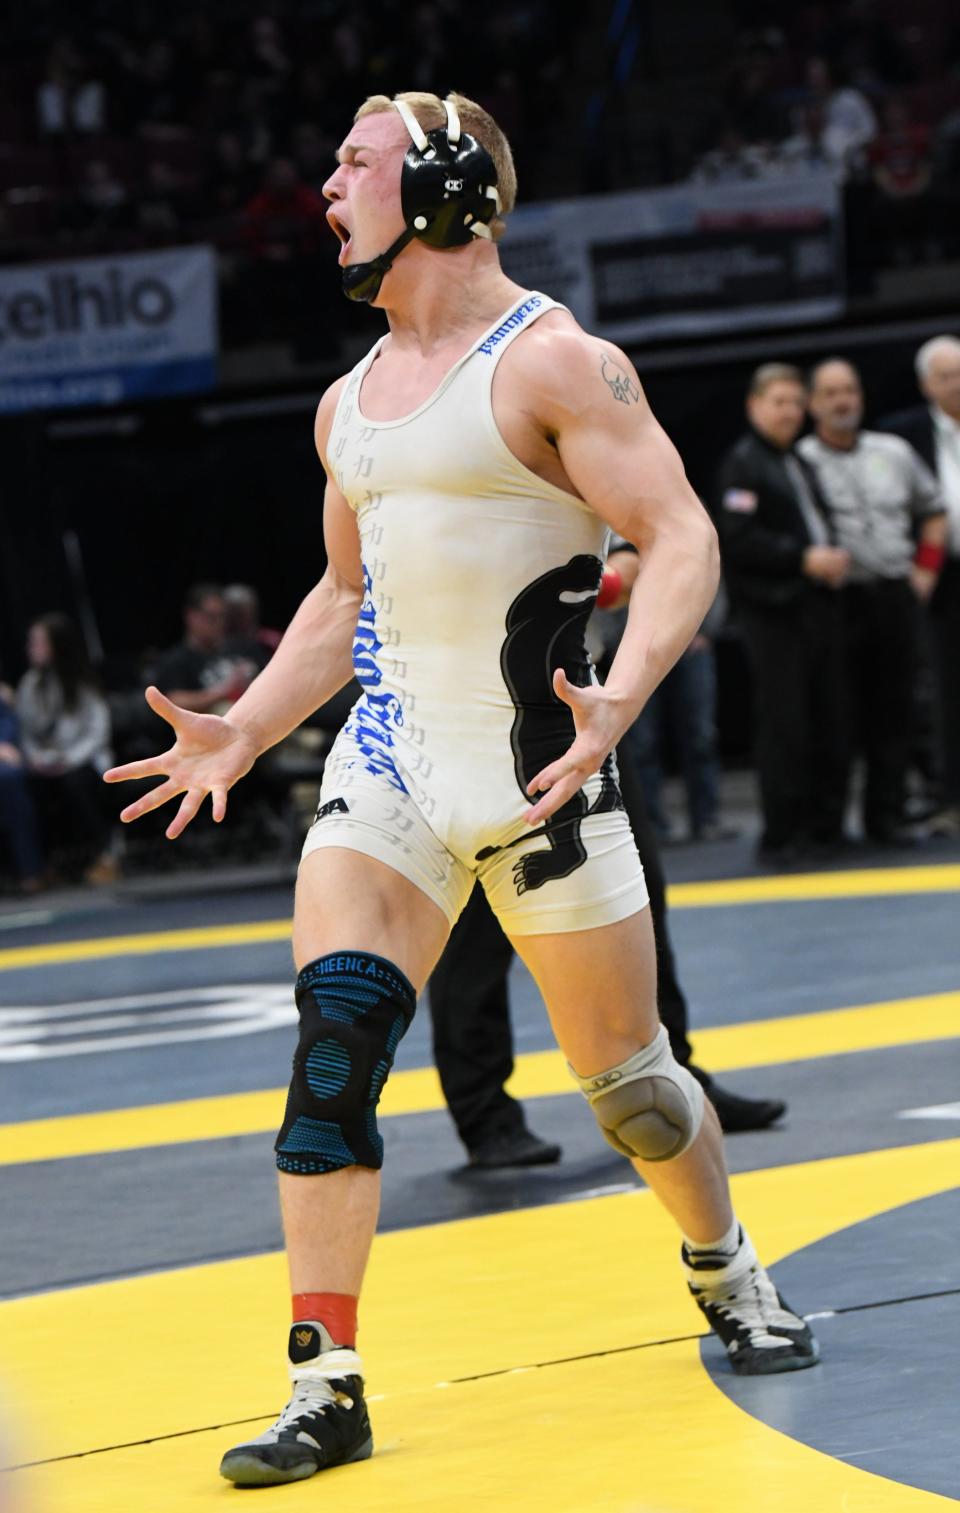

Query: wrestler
left=107, top=91, right=818, bottom=1488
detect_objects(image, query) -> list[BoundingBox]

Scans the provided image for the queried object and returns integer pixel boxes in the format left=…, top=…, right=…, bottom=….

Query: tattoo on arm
left=600, top=352, right=640, bottom=405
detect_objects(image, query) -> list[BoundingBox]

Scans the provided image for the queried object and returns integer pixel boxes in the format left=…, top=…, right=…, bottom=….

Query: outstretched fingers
left=104, top=754, right=171, bottom=785
left=166, top=787, right=208, bottom=840
left=119, top=778, right=182, bottom=824
left=144, top=684, right=193, bottom=732
left=525, top=749, right=595, bottom=823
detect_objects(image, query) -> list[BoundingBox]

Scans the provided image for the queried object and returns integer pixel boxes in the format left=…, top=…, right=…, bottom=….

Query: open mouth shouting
left=327, top=209, right=353, bottom=263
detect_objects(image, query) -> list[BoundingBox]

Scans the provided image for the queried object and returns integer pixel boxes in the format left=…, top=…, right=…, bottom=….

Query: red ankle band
left=292, top=1292, right=358, bottom=1347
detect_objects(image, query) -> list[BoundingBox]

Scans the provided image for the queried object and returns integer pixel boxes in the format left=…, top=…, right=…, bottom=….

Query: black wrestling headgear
left=341, top=96, right=501, bottom=303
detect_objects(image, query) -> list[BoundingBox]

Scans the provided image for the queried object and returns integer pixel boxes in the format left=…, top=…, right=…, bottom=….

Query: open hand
left=103, top=686, right=259, bottom=839
left=524, top=669, right=628, bottom=825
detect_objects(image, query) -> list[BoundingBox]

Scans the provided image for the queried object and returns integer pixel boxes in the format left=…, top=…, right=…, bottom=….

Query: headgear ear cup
left=341, top=95, right=501, bottom=303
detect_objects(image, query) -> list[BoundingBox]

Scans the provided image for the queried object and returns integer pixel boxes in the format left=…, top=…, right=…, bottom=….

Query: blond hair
left=354, top=90, right=517, bottom=240
left=748, top=362, right=805, bottom=398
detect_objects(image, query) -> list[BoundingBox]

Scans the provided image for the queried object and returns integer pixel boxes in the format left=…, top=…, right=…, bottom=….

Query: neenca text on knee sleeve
left=275, top=951, right=416, bottom=1175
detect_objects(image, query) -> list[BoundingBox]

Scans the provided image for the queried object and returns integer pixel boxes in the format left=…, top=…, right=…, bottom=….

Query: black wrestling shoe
left=219, top=1325, right=372, bottom=1487
left=468, top=1128, right=562, bottom=1168
left=683, top=1232, right=820, bottom=1376
left=689, top=1066, right=786, bottom=1133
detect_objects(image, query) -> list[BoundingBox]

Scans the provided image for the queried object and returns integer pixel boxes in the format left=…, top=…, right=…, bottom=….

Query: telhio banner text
left=0, top=244, right=218, bottom=413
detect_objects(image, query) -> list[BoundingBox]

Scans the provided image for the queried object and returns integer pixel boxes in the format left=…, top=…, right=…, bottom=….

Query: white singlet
left=303, top=290, right=648, bottom=935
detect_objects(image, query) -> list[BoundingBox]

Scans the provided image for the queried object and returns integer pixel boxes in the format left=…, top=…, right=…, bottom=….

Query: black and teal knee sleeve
left=275, top=951, right=416, bottom=1175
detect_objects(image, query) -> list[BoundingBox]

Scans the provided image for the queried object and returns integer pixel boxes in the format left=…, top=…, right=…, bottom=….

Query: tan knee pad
left=572, top=1025, right=705, bottom=1162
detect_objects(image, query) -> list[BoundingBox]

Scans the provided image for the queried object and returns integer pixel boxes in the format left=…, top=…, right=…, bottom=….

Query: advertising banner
left=500, top=173, right=844, bottom=344
left=0, top=244, right=218, bottom=413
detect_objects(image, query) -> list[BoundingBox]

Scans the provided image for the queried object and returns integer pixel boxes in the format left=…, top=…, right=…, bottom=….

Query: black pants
left=843, top=579, right=918, bottom=835
left=738, top=590, right=847, bottom=848
left=930, top=559, right=960, bottom=805
left=30, top=764, right=109, bottom=868
left=427, top=738, right=693, bottom=1151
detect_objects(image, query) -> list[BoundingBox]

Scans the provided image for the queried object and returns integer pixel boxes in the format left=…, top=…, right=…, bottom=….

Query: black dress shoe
left=468, top=1129, right=563, bottom=1168
left=689, top=1065, right=786, bottom=1134
left=865, top=823, right=924, bottom=848
left=708, top=1082, right=787, bottom=1133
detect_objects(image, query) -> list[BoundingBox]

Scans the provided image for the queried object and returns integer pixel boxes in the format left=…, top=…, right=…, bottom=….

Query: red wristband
left=596, top=566, right=623, bottom=609
left=915, top=542, right=946, bottom=573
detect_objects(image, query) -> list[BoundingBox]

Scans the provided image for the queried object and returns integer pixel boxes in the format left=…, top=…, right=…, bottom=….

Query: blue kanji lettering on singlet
left=346, top=561, right=407, bottom=792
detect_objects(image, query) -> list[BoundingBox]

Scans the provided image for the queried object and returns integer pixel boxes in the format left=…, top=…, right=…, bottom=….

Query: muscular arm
left=517, top=328, right=719, bottom=820
left=541, top=333, right=719, bottom=727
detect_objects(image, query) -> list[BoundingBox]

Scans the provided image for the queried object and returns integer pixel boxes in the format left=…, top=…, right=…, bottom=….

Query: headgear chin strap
left=341, top=96, right=501, bottom=303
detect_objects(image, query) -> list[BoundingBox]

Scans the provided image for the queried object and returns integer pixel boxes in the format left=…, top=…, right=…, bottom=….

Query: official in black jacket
left=717, top=363, right=851, bottom=855
left=880, top=335, right=960, bottom=828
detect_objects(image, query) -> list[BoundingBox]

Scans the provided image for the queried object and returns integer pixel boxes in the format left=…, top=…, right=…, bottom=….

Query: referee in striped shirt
left=800, top=358, right=947, bottom=843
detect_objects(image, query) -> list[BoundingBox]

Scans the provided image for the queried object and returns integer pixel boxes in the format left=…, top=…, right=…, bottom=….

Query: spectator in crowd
left=16, top=614, right=116, bottom=884
left=0, top=679, right=44, bottom=892
left=690, top=125, right=769, bottom=184
left=717, top=364, right=850, bottom=859
left=63, top=159, right=131, bottom=239
left=136, top=160, right=190, bottom=239
left=805, top=55, right=877, bottom=167
left=868, top=97, right=936, bottom=262
left=244, top=157, right=328, bottom=260
left=36, top=38, right=107, bottom=137
left=723, top=36, right=785, bottom=143
left=780, top=102, right=844, bottom=174
left=134, top=39, right=188, bottom=135
left=800, top=358, right=946, bottom=842
left=811, top=0, right=910, bottom=93
left=149, top=584, right=257, bottom=712
left=243, top=157, right=333, bottom=347
left=203, top=130, right=261, bottom=219
left=625, top=586, right=733, bottom=843
left=881, top=335, right=960, bottom=835
left=244, top=13, right=292, bottom=93
left=290, top=121, right=335, bottom=197
left=223, top=583, right=282, bottom=669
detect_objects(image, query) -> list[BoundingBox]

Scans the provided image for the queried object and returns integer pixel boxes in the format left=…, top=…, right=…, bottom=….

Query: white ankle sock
left=683, top=1216, right=741, bottom=1258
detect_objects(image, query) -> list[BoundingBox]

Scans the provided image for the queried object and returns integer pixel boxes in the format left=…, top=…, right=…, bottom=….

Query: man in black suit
left=880, top=335, right=960, bottom=833
left=716, top=364, right=851, bottom=857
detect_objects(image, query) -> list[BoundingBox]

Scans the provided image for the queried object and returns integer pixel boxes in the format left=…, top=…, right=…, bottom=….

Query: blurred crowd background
left=1, top=0, right=959, bottom=892
left=3, top=0, right=959, bottom=337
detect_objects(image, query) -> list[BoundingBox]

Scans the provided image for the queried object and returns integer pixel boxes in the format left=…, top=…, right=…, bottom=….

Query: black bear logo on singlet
left=488, top=553, right=624, bottom=894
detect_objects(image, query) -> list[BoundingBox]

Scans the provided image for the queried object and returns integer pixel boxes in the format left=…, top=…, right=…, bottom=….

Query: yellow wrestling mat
left=4, top=1138, right=958, bottom=1513
left=4, top=861, right=960, bottom=972
left=3, top=988, right=957, bottom=1167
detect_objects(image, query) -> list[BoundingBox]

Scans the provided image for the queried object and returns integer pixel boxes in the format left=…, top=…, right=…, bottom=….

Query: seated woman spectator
left=16, top=614, right=117, bottom=885
left=0, top=678, right=44, bottom=893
